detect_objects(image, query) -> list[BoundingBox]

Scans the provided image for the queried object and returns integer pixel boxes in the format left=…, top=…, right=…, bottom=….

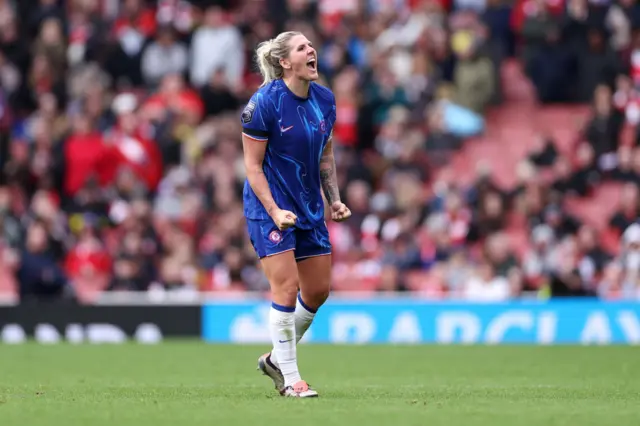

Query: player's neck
left=283, top=77, right=310, bottom=99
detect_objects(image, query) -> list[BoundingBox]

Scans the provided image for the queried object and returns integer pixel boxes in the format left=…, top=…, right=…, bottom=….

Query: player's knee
left=272, top=277, right=299, bottom=306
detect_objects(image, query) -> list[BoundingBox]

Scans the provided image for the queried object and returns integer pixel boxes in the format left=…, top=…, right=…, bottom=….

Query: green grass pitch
left=0, top=342, right=638, bottom=425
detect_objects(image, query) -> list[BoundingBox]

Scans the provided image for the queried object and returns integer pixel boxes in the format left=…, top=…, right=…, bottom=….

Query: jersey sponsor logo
left=280, top=125, right=294, bottom=133
left=269, top=230, right=282, bottom=243
left=241, top=100, right=256, bottom=124
left=320, top=120, right=326, bottom=133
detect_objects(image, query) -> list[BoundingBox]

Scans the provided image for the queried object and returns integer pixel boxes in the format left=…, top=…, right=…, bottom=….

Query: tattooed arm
left=319, top=133, right=340, bottom=205
left=320, top=134, right=351, bottom=222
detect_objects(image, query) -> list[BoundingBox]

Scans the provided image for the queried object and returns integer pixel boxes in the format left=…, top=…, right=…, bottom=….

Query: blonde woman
left=241, top=31, right=351, bottom=398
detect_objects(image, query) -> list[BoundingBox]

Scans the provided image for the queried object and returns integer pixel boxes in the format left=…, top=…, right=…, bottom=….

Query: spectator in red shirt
left=102, top=93, right=163, bottom=194
left=64, top=113, right=110, bottom=197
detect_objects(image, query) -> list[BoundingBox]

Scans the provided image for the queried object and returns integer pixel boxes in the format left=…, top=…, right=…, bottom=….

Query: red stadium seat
left=564, top=183, right=623, bottom=230
left=0, top=266, right=17, bottom=300
left=601, top=227, right=621, bottom=256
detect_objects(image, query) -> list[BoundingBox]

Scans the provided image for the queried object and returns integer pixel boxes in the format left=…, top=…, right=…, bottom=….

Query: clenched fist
left=271, top=208, right=297, bottom=230
left=330, top=202, right=351, bottom=222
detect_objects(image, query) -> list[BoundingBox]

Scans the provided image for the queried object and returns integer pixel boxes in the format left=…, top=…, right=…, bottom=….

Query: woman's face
left=282, top=34, right=318, bottom=82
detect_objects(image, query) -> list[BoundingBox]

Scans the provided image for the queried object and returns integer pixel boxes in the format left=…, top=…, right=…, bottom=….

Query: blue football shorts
left=246, top=218, right=332, bottom=262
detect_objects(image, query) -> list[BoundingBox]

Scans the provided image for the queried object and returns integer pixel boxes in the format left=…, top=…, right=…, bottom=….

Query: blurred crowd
left=0, top=0, right=638, bottom=303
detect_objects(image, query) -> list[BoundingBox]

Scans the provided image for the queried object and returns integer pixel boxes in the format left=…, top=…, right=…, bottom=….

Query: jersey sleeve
left=241, top=93, right=272, bottom=142
left=328, top=91, right=337, bottom=127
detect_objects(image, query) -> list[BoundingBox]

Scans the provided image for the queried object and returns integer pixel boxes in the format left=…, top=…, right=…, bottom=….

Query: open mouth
left=306, top=57, right=317, bottom=72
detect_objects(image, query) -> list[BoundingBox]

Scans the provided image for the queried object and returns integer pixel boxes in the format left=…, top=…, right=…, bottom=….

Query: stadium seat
left=0, top=266, right=17, bottom=301
left=564, top=183, right=623, bottom=230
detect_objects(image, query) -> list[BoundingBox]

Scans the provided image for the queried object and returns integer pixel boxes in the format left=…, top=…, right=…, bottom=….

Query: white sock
left=295, top=293, right=316, bottom=343
left=269, top=303, right=301, bottom=387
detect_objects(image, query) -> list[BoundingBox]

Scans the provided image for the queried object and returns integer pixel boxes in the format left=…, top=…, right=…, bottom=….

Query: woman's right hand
left=271, top=208, right=297, bottom=230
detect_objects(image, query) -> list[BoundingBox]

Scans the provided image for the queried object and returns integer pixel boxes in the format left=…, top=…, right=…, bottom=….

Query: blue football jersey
left=241, top=79, right=337, bottom=230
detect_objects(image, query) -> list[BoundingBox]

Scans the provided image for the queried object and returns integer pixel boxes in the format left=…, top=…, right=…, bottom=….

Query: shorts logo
left=320, top=120, right=326, bottom=133
left=269, top=230, right=282, bottom=243
left=241, top=101, right=256, bottom=124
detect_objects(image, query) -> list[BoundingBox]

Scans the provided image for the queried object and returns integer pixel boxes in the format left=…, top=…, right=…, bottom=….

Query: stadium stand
left=0, top=0, right=638, bottom=303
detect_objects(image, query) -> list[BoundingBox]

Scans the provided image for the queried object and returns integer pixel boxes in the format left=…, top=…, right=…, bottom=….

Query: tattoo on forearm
left=320, top=161, right=340, bottom=205
left=320, top=134, right=340, bottom=205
